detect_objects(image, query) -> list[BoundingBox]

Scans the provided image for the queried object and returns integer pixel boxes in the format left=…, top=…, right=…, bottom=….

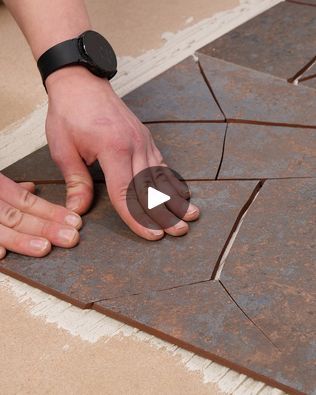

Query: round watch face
left=81, top=31, right=117, bottom=74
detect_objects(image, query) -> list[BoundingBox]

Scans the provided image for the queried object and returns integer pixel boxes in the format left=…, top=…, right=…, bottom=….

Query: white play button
left=147, top=186, right=171, bottom=210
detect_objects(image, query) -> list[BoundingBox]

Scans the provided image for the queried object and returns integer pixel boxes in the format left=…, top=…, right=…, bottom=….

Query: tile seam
left=219, top=280, right=281, bottom=351
left=215, top=123, right=228, bottom=180
left=210, top=180, right=264, bottom=280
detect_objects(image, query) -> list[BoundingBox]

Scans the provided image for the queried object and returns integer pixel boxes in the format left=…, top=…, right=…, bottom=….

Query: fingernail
left=188, top=204, right=199, bottom=215
left=151, top=229, right=164, bottom=236
left=67, top=197, right=81, bottom=211
left=175, top=221, right=187, bottom=230
left=30, top=239, right=50, bottom=251
left=58, top=228, right=78, bottom=243
left=65, top=213, right=82, bottom=229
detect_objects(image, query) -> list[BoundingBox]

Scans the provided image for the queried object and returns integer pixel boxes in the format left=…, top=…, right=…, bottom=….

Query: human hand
left=0, top=174, right=82, bottom=259
left=45, top=67, right=200, bottom=241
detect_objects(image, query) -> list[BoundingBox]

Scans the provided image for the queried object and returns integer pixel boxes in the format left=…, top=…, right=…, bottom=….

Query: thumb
left=50, top=145, right=94, bottom=215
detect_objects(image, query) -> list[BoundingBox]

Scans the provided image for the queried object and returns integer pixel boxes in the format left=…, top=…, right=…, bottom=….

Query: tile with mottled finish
left=221, top=179, right=316, bottom=395
left=197, top=53, right=316, bottom=126
left=218, top=123, right=316, bottom=179
left=198, top=2, right=316, bottom=81
left=122, top=56, right=224, bottom=122
left=0, top=181, right=256, bottom=306
left=2, top=123, right=226, bottom=182
left=95, top=281, right=302, bottom=395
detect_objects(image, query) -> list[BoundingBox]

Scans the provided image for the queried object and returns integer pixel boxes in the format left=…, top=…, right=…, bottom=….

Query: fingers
left=132, top=152, right=189, bottom=236
left=98, top=150, right=164, bottom=241
left=0, top=224, right=51, bottom=257
left=49, top=144, right=94, bottom=215
left=0, top=246, right=6, bottom=260
left=149, top=138, right=200, bottom=222
left=0, top=174, right=82, bottom=230
left=19, top=182, right=36, bottom=193
left=0, top=200, right=79, bottom=249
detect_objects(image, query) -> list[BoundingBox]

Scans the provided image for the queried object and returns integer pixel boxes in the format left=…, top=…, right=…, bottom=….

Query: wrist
left=46, top=66, right=113, bottom=93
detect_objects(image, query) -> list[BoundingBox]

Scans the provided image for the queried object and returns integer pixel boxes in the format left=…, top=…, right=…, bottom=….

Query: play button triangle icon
left=147, top=187, right=171, bottom=210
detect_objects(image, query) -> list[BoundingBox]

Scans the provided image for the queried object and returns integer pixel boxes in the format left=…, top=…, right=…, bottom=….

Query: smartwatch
left=37, top=30, right=117, bottom=87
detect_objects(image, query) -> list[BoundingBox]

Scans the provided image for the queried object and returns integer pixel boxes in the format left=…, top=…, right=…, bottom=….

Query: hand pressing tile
left=0, top=181, right=257, bottom=306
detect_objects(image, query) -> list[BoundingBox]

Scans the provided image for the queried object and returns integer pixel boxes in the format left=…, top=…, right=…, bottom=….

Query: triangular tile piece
left=221, top=179, right=316, bottom=394
left=198, top=2, right=316, bottom=81
left=218, top=123, right=316, bottom=179
left=198, top=53, right=316, bottom=126
left=122, top=56, right=224, bottom=122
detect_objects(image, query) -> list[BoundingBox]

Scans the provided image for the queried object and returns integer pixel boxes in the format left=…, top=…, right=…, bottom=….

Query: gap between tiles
left=288, top=55, right=316, bottom=85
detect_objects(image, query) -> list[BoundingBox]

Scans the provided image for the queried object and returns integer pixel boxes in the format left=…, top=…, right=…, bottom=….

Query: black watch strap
left=37, top=38, right=82, bottom=85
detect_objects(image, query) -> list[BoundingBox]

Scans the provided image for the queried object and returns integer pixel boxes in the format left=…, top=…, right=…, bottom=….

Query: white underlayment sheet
left=0, top=0, right=286, bottom=393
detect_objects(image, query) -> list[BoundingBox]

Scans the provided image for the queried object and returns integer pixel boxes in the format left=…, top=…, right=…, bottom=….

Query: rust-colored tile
left=218, top=124, right=316, bottom=179
left=197, top=53, right=316, bottom=126
left=0, top=181, right=256, bottom=306
left=198, top=2, right=316, bottom=81
left=94, top=282, right=299, bottom=395
left=2, top=123, right=226, bottom=182
left=221, top=179, right=316, bottom=394
left=148, top=123, right=226, bottom=179
left=122, top=56, right=224, bottom=122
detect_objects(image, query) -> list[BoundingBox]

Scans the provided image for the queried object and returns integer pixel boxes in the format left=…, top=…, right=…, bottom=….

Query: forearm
left=4, top=0, right=91, bottom=60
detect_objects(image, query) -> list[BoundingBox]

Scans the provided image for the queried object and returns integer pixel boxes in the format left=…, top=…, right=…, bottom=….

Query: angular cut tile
left=2, top=123, right=226, bottom=182
left=198, top=53, right=316, bottom=126
left=0, top=181, right=256, bottom=306
left=94, top=282, right=297, bottom=394
left=221, top=179, right=316, bottom=394
left=218, top=124, right=316, bottom=179
left=122, top=56, right=224, bottom=122
left=198, top=2, right=316, bottom=81
left=148, top=123, right=226, bottom=179
left=1, top=145, right=104, bottom=183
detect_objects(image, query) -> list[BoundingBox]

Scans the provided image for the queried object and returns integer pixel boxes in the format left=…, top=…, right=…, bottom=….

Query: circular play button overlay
left=126, top=166, right=191, bottom=230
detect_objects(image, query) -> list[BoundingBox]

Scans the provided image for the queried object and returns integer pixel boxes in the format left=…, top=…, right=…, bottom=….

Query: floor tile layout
left=1, top=2, right=315, bottom=393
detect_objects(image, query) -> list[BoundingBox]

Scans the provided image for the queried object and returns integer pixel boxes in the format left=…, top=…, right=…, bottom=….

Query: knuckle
left=2, top=206, right=23, bottom=228
left=19, top=190, right=37, bottom=210
left=152, top=169, right=168, bottom=183
left=67, top=176, right=93, bottom=192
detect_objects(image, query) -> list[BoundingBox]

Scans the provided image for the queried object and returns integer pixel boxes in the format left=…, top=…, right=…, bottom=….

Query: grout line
left=197, top=60, right=227, bottom=121
left=210, top=180, right=264, bottom=280
left=287, top=0, right=316, bottom=7
left=298, top=72, right=316, bottom=83
left=219, top=280, right=281, bottom=351
left=287, top=55, right=316, bottom=85
left=215, top=123, right=228, bottom=180
left=227, top=118, right=316, bottom=129
left=143, top=119, right=226, bottom=124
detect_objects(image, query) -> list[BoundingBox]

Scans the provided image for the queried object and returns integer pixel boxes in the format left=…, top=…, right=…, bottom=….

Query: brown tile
left=94, top=282, right=293, bottom=392
left=0, top=181, right=256, bottom=306
left=2, top=123, right=226, bottom=182
left=122, top=56, right=224, bottom=122
left=148, top=123, right=226, bottom=179
left=218, top=123, right=316, bottom=179
left=198, top=2, right=316, bottom=81
left=1, top=145, right=104, bottom=183
left=197, top=53, right=316, bottom=126
left=221, top=178, right=316, bottom=394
